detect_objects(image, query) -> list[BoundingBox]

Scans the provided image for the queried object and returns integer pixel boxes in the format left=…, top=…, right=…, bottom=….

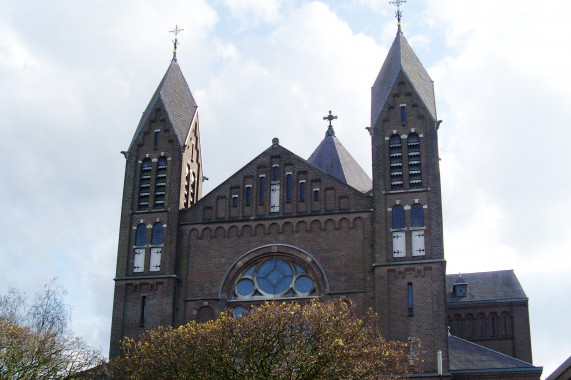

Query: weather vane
left=169, top=24, right=184, bottom=61
left=323, top=110, right=338, bottom=137
left=389, top=0, right=406, bottom=28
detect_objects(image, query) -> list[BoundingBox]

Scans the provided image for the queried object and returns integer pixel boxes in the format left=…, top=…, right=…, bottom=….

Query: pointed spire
left=371, top=18, right=437, bottom=128
left=169, top=24, right=184, bottom=62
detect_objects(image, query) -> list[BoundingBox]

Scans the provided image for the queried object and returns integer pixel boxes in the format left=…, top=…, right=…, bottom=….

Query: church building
left=110, top=19, right=542, bottom=379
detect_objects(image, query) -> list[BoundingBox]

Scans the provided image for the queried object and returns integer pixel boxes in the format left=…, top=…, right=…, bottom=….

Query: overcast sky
left=0, top=0, right=569, bottom=377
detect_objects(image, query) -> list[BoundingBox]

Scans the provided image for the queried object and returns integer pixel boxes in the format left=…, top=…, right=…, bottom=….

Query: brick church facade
left=110, top=24, right=542, bottom=378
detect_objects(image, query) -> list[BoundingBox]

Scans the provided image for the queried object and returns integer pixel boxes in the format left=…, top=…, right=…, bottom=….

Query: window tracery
left=232, top=258, right=317, bottom=300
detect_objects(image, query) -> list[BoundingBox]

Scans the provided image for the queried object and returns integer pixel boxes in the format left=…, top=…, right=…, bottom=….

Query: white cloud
left=220, top=0, right=282, bottom=24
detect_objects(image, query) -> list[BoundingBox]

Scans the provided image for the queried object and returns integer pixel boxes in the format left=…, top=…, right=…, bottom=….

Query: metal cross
left=169, top=25, right=184, bottom=55
left=323, top=110, right=338, bottom=127
left=389, top=0, right=406, bottom=23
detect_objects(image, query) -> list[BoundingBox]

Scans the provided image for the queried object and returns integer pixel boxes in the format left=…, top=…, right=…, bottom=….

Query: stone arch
left=201, top=227, right=212, bottom=239
left=254, top=223, right=266, bottom=236
left=352, top=216, right=364, bottom=229
left=241, top=225, right=253, bottom=237
left=219, top=244, right=330, bottom=300
left=339, top=218, right=350, bottom=230
left=228, top=225, right=240, bottom=238
left=189, top=228, right=200, bottom=241
left=215, top=226, right=226, bottom=239
left=296, top=221, right=307, bottom=233
left=196, top=306, right=215, bottom=323
left=268, top=223, right=280, bottom=235
left=282, top=222, right=294, bottom=235
left=324, top=218, right=336, bottom=231
left=310, top=219, right=322, bottom=232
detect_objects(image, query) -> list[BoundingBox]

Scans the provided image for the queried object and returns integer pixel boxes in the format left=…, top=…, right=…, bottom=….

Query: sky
left=0, top=0, right=569, bottom=377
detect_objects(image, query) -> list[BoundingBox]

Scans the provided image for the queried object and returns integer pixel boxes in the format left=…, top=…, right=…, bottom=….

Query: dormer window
left=453, top=276, right=468, bottom=297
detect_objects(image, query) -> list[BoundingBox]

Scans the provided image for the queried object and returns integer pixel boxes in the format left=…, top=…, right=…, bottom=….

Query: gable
left=180, top=139, right=372, bottom=224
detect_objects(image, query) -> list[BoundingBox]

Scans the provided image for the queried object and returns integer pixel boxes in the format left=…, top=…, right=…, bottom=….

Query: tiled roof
left=449, top=335, right=542, bottom=374
left=307, top=130, right=372, bottom=192
left=371, top=30, right=436, bottom=128
left=446, top=270, right=528, bottom=304
left=129, top=59, right=198, bottom=151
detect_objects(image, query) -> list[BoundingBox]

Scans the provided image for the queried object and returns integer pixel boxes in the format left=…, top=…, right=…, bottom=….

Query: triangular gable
left=182, top=140, right=372, bottom=223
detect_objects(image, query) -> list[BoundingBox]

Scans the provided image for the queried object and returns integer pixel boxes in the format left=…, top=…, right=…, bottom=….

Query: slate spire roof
left=128, top=58, right=198, bottom=151
left=371, top=29, right=437, bottom=128
left=308, top=126, right=372, bottom=193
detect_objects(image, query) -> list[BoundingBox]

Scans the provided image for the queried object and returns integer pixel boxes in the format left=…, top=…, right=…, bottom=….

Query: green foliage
left=111, top=299, right=411, bottom=379
left=0, top=281, right=103, bottom=379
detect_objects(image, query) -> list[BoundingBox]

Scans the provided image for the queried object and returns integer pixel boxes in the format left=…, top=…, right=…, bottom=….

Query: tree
left=0, top=280, right=103, bottom=379
left=111, top=299, right=412, bottom=379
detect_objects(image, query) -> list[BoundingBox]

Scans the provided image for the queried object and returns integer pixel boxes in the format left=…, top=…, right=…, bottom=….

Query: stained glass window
left=232, top=258, right=316, bottom=300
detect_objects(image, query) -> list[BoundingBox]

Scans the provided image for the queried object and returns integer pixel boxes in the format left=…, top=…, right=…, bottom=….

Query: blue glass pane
left=257, top=259, right=293, bottom=294
left=236, top=279, right=254, bottom=296
left=151, top=223, right=163, bottom=245
left=233, top=306, right=245, bottom=318
left=244, top=266, right=255, bottom=277
left=135, top=224, right=146, bottom=246
left=275, top=259, right=293, bottom=276
left=142, top=159, right=152, bottom=169
left=392, top=206, right=405, bottom=229
left=158, top=156, right=167, bottom=166
left=295, top=276, right=313, bottom=293
left=411, top=204, right=424, bottom=227
left=258, top=261, right=274, bottom=277
left=294, top=263, right=305, bottom=274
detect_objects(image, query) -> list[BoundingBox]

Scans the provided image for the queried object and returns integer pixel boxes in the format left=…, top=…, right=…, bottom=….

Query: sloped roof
left=307, top=128, right=372, bottom=192
left=371, top=30, right=436, bottom=128
left=449, top=335, right=542, bottom=375
left=446, top=270, right=528, bottom=304
left=128, top=59, right=198, bottom=151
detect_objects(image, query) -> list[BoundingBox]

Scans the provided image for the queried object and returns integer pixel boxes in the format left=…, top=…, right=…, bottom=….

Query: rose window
left=232, top=258, right=316, bottom=300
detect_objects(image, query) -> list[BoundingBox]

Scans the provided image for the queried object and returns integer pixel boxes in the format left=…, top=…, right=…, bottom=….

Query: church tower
left=109, top=32, right=203, bottom=357
left=370, top=19, right=449, bottom=375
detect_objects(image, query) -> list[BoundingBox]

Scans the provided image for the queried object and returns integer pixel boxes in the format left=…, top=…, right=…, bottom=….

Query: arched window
left=407, top=133, right=422, bottom=188
left=466, top=315, right=474, bottom=337
left=411, top=204, right=424, bottom=227
left=138, top=159, right=152, bottom=208
left=135, top=224, right=147, bottom=246
left=154, top=156, right=168, bottom=207
left=232, top=258, right=317, bottom=300
left=151, top=223, right=163, bottom=245
left=389, top=134, right=403, bottom=189
left=392, top=205, right=405, bottom=229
